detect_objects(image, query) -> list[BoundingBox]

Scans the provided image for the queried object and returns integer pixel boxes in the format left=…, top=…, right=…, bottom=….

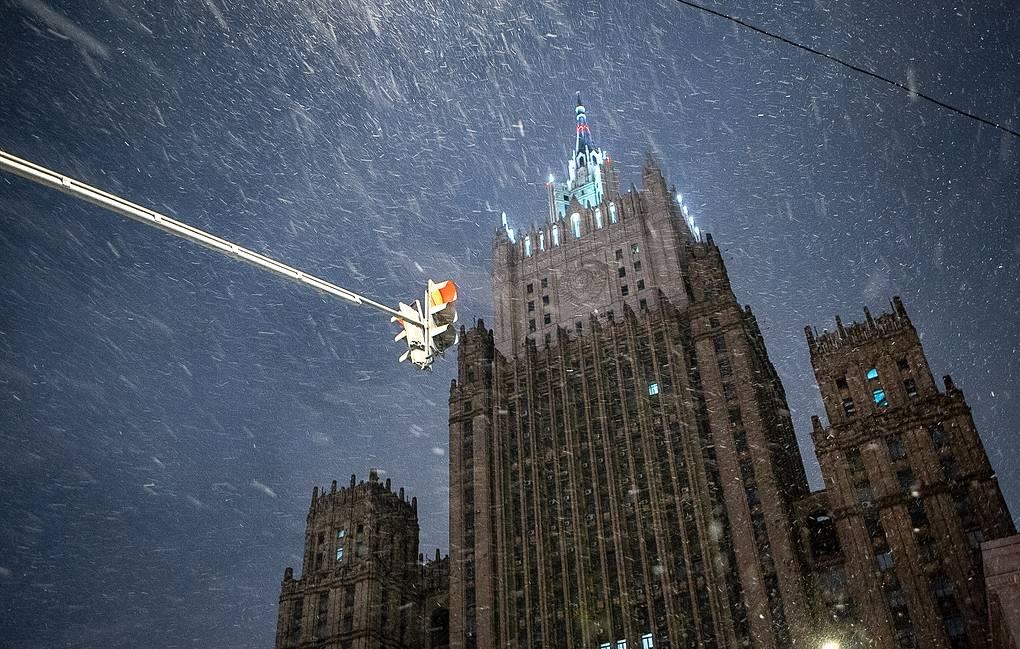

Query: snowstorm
left=1, top=1, right=1018, bottom=648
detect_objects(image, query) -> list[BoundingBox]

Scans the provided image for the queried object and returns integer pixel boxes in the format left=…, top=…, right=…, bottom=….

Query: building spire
left=575, top=92, right=594, bottom=153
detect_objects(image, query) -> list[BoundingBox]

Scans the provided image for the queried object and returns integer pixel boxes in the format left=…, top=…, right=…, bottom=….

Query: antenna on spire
left=574, top=93, right=593, bottom=152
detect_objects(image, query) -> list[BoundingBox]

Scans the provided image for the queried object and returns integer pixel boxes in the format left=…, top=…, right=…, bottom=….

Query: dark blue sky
left=1, top=1, right=1017, bottom=647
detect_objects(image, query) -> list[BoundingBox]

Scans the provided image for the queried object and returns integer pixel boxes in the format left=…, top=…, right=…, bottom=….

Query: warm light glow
left=821, top=641, right=840, bottom=649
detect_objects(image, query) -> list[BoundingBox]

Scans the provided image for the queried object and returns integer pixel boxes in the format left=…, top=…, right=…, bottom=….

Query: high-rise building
left=800, top=300, right=1016, bottom=649
left=448, top=95, right=812, bottom=649
left=274, top=472, right=448, bottom=649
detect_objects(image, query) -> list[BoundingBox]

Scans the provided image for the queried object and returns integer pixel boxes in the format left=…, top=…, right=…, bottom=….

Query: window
left=904, top=378, right=918, bottom=399
left=641, top=633, right=654, bottom=649
left=543, top=313, right=551, bottom=325
left=836, top=376, right=849, bottom=390
left=542, top=294, right=549, bottom=305
left=931, top=572, right=954, bottom=600
left=648, top=382, right=660, bottom=396
left=552, top=225, right=560, bottom=246
left=528, top=319, right=536, bottom=332
left=713, top=335, right=727, bottom=353
left=538, top=231, right=545, bottom=250
left=524, top=236, right=532, bottom=257
left=709, top=317, right=721, bottom=329
left=336, top=546, right=345, bottom=562
left=594, top=208, right=603, bottom=229
left=637, top=279, right=645, bottom=290
left=631, top=243, right=640, bottom=255
left=898, top=357, right=910, bottom=371
left=723, top=383, right=737, bottom=401
left=621, top=285, right=629, bottom=296
left=639, top=298, right=647, bottom=311
left=746, top=487, right=760, bottom=506
left=873, top=388, right=888, bottom=407
left=897, top=468, right=915, bottom=495
left=728, top=408, right=743, bottom=425
left=609, top=202, right=617, bottom=223
left=526, top=283, right=533, bottom=294
left=929, top=425, right=946, bottom=449
left=718, top=357, right=733, bottom=377
left=856, top=482, right=873, bottom=504
left=575, top=321, right=583, bottom=333
left=966, top=529, right=985, bottom=549
left=544, top=333, right=551, bottom=345
left=634, top=260, right=642, bottom=271
left=866, top=367, right=880, bottom=381
left=617, top=640, right=628, bottom=649
left=888, top=435, right=906, bottom=460
left=541, top=277, right=548, bottom=289
left=908, top=500, right=928, bottom=528
left=876, top=550, right=894, bottom=571
left=527, top=300, right=535, bottom=312
left=848, top=449, right=865, bottom=474
left=618, top=267, right=626, bottom=278
left=571, top=212, right=582, bottom=238
left=842, top=398, right=856, bottom=417
left=615, top=249, right=623, bottom=260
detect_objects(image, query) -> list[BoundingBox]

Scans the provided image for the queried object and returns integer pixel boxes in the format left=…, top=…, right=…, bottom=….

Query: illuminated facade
left=449, top=97, right=811, bottom=649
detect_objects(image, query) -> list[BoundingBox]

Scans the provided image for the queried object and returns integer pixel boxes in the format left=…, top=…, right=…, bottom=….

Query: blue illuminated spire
left=575, top=92, right=595, bottom=153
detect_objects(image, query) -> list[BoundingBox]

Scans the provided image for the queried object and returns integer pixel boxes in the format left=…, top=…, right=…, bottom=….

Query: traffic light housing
left=427, top=279, right=458, bottom=355
left=392, top=279, right=459, bottom=371
left=392, top=300, right=430, bottom=369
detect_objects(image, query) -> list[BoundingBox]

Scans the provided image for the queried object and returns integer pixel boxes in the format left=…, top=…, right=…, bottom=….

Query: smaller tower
left=275, top=473, right=429, bottom=649
left=805, top=297, right=1015, bottom=649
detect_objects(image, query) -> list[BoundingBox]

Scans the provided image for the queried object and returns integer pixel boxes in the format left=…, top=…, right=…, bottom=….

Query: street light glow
left=821, top=641, right=840, bottom=649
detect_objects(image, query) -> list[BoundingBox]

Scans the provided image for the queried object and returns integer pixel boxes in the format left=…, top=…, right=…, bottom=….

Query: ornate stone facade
left=274, top=472, right=448, bottom=649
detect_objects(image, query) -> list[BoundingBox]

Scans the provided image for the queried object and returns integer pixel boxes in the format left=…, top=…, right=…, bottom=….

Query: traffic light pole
left=0, top=149, right=424, bottom=329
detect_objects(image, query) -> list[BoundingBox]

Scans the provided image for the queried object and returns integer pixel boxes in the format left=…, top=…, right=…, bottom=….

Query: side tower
left=275, top=472, right=424, bottom=649
left=451, top=96, right=812, bottom=649
left=806, top=297, right=1015, bottom=649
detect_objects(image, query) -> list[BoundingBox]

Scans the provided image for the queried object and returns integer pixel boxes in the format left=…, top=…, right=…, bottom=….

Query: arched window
left=552, top=225, right=560, bottom=247
left=524, top=236, right=532, bottom=257
left=538, top=231, right=545, bottom=251
left=609, top=202, right=618, bottom=224
left=594, top=208, right=603, bottom=229
left=570, top=212, right=582, bottom=239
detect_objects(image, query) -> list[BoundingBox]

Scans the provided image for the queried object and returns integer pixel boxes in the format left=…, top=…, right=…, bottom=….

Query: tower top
left=574, top=92, right=595, bottom=153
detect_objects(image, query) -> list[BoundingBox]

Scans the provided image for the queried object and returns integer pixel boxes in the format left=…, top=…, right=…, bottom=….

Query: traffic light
left=427, top=279, right=458, bottom=355
left=392, top=300, right=430, bottom=369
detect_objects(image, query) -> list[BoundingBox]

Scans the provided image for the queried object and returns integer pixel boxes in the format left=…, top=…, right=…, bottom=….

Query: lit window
left=595, top=208, right=603, bottom=229
left=631, top=243, right=640, bottom=255
left=571, top=212, right=582, bottom=238
left=609, top=202, right=617, bottom=223
left=601, top=644, right=612, bottom=649
left=866, top=367, right=879, bottom=381
left=873, top=388, right=888, bottom=407
left=648, top=382, right=660, bottom=396
left=538, top=231, right=545, bottom=251
left=842, top=398, right=856, bottom=417
left=336, top=546, right=344, bottom=562
left=552, top=225, right=560, bottom=246
left=641, top=633, right=654, bottom=649
left=617, top=641, right=628, bottom=649
left=337, top=529, right=346, bottom=538
left=524, top=236, right=532, bottom=257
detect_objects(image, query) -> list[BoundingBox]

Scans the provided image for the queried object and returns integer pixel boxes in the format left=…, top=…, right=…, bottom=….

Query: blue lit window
left=866, top=368, right=879, bottom=381
left=336, top=546, right=344, bottom=562
left=538, top=231, right=545, bottom=251
left=524, top=236, right=532, bottom=257
left=648, top=382, right=660, bottom=396
left=872, top=388, right=888, bottom=407
left=571, top=212, right=582, bottom=239
left=609, top=202, right=618, bottom=223
left=641, top=633, right=654, bottom=649
left=552, top=225, right=560, bottom=247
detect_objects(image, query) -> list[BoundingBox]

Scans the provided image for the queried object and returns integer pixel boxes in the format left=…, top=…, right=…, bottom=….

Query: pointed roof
left=574, top=92, right=595, bottom=153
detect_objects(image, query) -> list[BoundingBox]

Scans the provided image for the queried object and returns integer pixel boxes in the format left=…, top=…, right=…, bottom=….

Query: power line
left=672, top=0, right=1020, bottom=140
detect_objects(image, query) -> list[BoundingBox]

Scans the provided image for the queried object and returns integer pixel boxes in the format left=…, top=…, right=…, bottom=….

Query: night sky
left=1, top=1, right=1017, bottom=647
